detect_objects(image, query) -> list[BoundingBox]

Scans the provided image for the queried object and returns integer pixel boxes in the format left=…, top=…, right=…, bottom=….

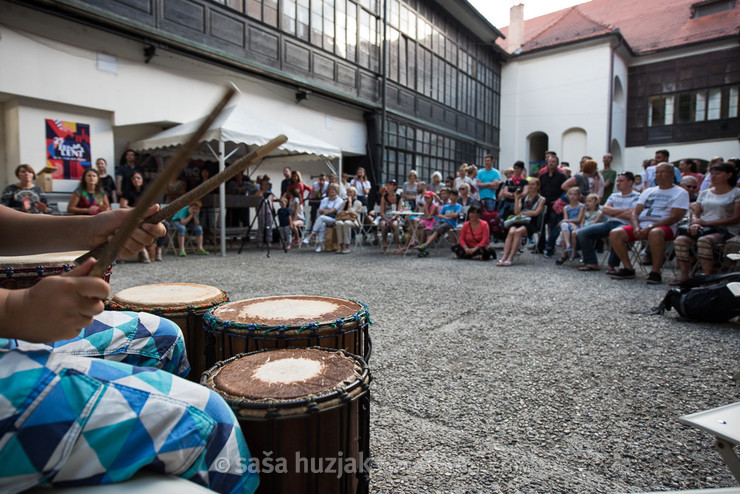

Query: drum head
left=0, top=251, right=87, bottom=268
left=212, top=296, right=362, bottom=327
left=210, top=348, right=361, bottom=402
left=110, top=283, right=227, bottom=310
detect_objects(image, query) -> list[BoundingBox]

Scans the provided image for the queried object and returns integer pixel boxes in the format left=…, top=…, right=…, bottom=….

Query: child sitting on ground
left=556, top=187, right=584, bottom=264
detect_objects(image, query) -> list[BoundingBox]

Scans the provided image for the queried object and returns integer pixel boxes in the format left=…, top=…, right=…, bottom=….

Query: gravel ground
left=109, top=242, right=740, bottom=493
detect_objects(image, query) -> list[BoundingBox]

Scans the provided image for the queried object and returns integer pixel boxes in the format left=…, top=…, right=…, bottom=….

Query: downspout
left=379, top=0, right=387, bottom=183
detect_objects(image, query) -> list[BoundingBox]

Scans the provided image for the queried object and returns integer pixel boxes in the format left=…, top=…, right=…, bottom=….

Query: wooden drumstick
left=86, top=85, right=237, bottom=278
left=77, top=134, right=288, bottom=266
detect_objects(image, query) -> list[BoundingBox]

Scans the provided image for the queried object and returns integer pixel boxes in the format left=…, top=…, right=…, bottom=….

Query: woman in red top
left=452, top=205, right=495, bottom=260
left=284, top=170, right=311, bottom=203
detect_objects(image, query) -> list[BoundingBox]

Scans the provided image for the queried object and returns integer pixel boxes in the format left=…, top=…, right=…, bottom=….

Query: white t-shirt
left=604, top=191, right=641, bottom=225
left=349, top=178, right=370, bottom=197
left=697, top=187, right=740, bottom=235
left=637, top=185, right=690, bottom=232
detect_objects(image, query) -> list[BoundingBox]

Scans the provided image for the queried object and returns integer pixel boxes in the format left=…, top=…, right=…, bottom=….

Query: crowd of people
left=4, top=149, right=739, bottom=284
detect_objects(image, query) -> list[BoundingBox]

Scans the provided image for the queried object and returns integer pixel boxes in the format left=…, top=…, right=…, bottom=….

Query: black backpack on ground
left=656, top=273, right=740, bottom=322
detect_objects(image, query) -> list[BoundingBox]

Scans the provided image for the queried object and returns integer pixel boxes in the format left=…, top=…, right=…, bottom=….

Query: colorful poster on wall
left=45, top=119, right=91, bottom=179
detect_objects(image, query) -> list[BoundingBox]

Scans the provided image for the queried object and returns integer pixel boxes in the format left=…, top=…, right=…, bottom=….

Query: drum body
left=106, top=283, right=228, bottom=380
left=0, top=251, right=112, bottom=289
left=203, top=296, right=371, bottom=369
left=202, top=347, right=371, bottom=494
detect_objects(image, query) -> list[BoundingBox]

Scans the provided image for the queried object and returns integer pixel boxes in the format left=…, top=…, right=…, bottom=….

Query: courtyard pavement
left=109, top=241, right=740, bottom=493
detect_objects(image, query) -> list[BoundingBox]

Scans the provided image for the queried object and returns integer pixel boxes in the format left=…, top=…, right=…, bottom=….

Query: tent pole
left=219, top=139, right=226, bottom=257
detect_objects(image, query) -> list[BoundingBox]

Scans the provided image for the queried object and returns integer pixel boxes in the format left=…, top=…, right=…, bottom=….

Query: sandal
left=578, top=265, right=599, bottom=272
left=555, top=253, right=569, bottom=265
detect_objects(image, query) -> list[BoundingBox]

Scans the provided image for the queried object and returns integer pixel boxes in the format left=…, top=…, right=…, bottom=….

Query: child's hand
left=3, top=258, right=109, bottom=343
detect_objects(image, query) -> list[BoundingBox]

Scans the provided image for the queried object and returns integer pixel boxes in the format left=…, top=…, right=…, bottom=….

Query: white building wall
left=0, top=3, right=366, bottom=191
left=500, top=41, right=613, bottom=172
left=609, top=50, right=629, bottom=170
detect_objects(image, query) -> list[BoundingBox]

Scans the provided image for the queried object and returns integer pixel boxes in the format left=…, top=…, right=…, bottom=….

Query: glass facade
left=239, top=0, right=502, bottom=182
left=649, top=84, right=738, bottom=126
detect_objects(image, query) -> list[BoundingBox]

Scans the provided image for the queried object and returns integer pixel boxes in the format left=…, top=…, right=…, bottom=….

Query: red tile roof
left=497, top=0, right=740, bottom=55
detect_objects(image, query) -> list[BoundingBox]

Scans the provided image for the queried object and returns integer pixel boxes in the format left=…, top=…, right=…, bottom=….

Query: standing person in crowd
left=402, top=170, right=419, bottom=211
left=286, top=170, right=311, bottom=203
left=95, top=157, right=117, bottom=204
left=562, top=158, right=604, bottom=202
left=643, top=149, right=681, bottom=187
left=115, top=149, right=141, bottom=199
left=498, top=178, right=546, bottom=266
left=678, top=159, right=704, bottom=188
left=601, top=153, right=617, bottom=204
left=672, top=162, right=740, bottom=285
left=172, top=200, right=209, bottom=257
left=465, top=165, right=479, bottom=198
left=309, top=173, right=328, bottom=226
left=119, top=171, right=155, bottom=262
left=577, top=172, right=640, bottom=272
left=452, top=204, right=494, bottom=260
left=66, top=168, right=111, bottom=216
left=255, top=174, right=276, bottom=249
left=0, top=204, right=259, bottom=494
left=537, top=155, right=568, bottom=256
left=288, top=187, right=305, bottom=247
left=455, top=163, right=469, bottom=190
left=417, top=189, right=461, bottom=257
left=610, top=163, right=689, bottom=284
left=1, top=164, right=48, bottom=214
left=349, top=167, right=371, bottom=206
left=280, top=166, right=292, bottom=197
left=304, top=183, right=342, bottom=253
left=335, top=186, right=363, bottom=254
left=430, top=172, right=444, bottom=193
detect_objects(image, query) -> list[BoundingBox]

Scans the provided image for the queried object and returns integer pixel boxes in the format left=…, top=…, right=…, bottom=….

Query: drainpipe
left=380, top=0, right=387, bottom=182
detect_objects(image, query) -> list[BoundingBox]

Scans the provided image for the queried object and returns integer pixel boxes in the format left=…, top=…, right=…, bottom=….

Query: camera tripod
left=239, top=194, right=287, bottom=257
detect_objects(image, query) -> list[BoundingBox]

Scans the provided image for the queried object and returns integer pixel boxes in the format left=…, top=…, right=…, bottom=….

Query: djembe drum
left=106, top=283, right=228, bottom=380
left=203, top=296, right=371, bottom=369
left=202, top=347, right=371, bottom=494
left=0, top=251, right=112, bottom=289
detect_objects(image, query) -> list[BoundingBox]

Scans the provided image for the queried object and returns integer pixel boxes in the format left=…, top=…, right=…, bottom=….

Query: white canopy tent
left=131, top=105, right=343, bottom=256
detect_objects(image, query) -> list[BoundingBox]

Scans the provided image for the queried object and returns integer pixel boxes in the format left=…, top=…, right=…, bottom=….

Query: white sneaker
left=315, top=245, right=322, bottom=253
left=303, top=236, right=310, bottom=245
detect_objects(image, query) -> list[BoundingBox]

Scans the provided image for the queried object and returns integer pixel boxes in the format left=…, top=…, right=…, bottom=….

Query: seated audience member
left=673, top=162, right=740, bottom=284
left=0, top=204, right=258, bottom=494
left=172, top=200, right=209, bottom=256
left=699, top=156, right=725, bottom=192
left=498, top=178, right=545, bottom=266
left=679, top=176, right=700, bottom=202
left=445, top=175, right=455, bottom=189
left=400, top=190, right=438, bottom=253
left=335, top=186, right=363, bottom=254
left=304, top=183, right=342, bottom=252
left=1, top=164, right=48, bottom=214
left=67, top=168, right=111, bottom=216
left=555, top=187, right=584, bottom=264
left=577, top=172, right=640, bottom=272
left=498, top=161, right=528, bottom=220
left=609, top=163, right=690, bottom=284
left=379, top=180, right=401, bottom=252
left=452, top=204, right=494, bottom=260
left=633, top=174, right=644, bottom=193
left=457, top=183, right=480, bottom=209
left=417, top=189, right=461, bottom=257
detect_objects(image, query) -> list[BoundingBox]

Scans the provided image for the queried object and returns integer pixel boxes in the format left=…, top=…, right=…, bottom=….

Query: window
left=650, top=85, right=738, bottom=126
left=648, top=95, right=674, bottom=127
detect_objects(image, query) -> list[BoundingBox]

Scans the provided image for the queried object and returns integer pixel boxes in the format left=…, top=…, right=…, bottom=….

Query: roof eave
left=510, top=31, right=633, bottom=58
left=428, top=0, right=508, bottom=55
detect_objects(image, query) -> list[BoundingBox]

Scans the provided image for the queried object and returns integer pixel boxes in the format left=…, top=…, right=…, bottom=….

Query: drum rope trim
left=203, top=299, right=372, bottom=336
